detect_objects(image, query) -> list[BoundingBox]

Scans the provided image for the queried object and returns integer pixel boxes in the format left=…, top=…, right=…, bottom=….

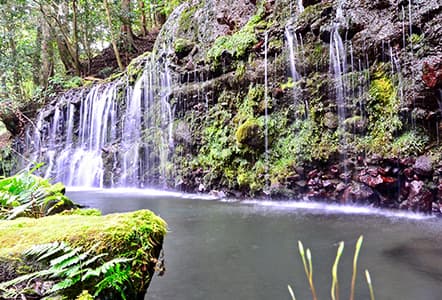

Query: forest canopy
left=0, top=0, right=182, bottom=112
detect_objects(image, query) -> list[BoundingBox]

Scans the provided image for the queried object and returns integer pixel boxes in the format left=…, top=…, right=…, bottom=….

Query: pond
left=67, top=188, right=442, bottom=300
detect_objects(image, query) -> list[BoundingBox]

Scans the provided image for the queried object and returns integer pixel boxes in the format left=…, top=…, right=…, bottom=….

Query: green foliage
left=173, top=38, right=194, bottom=55
left=94, top=263, right=132, bottom=299
left=235, top=62, right=246, bottom=80
left=0, top=165, right=76, bottom=220
left=206, top=5, right=266, bottom=67
left=195, top=85, right=270, bottom=193
left=408, top=33, right=423, bottom=44
left=76, top=290, right=94, bottom=300
left=391, top=130, right=429, bottom=156
left=280, top=77, right=295, bottom=90
left=235, top=118, right=263, bottom=147
left=0, top=209, right=166, bottom=298
left=363, top=67, right=402, bottom=155
left=0, top=241, right=133, bottom=299
left=48, top=75, right=84, bottom=90
left=178, top=4, right=199, bottom=32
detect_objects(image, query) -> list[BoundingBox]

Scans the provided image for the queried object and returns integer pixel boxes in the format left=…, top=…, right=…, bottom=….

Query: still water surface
left=67, top=188, right=442, bottom=300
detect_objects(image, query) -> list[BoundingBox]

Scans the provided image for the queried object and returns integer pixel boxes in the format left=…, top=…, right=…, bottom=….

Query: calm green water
left=67, top=188, right=442, bottom=300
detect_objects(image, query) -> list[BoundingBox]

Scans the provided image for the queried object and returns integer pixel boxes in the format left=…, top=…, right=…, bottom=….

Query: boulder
left=0, top=210, right=167, bottom=299
left=413, top=155, right=433, bottom=178
left=401, top=180, right=433, bottom=213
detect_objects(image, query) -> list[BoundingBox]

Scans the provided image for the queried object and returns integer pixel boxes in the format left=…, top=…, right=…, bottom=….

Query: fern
left=2, top=240, right=135, bottom=299
left=94, top=263, right=132, bottom=300
left=0, top=164, right=75, bottom=220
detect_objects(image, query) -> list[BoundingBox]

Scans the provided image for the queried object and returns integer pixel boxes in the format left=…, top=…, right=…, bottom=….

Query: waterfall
left=285, top=27, right=302, bottom=104
left=297, top=0, right=304, bottom=13
left=25, top=51, right=175, bottom=188
left=329, top=26, right=347, bottom=125
left=264, top=31, right=269, bottom=192
left=285, top=2, right=306, bottom=116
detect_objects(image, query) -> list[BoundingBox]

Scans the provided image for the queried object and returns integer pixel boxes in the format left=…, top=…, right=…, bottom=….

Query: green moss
left=60, top=208, right=102, bottom=216
left=174, top=38, right=194, bottom=57
left=206, top=6, right=266, bottom=67
left=178, top=5, right=198, bottom=33
left=237, top=169, right=262, bottom=193
left=235, top=62, right=246, bottom=80
left=280, top=77, right=295, bottom=90
left=0, top=210, right=166, bottom=257
left=235, top=118, right=263, bottom=147
left=76, top=290, right=94, bottom=300
left=408, top=33, right=423, bottom=44
left=268, top=38, right=284, bottom=52
left=364, top=66, right=401, bottom=155
left=0, top=210, right=166, bottom=297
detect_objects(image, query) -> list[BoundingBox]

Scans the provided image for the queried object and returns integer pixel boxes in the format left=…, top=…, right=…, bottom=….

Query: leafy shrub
left=0, top=164, right=76, bottom=220
left=0, top=242, right=133, bottom=299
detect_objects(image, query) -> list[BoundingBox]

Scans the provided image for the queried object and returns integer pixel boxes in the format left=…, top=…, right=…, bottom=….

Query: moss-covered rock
left=235, top=118, right=264, bottom=148
left=0, top=210, right=167, bottom=299
left=174, top=38, right=195, bottom=58
left=206, top=5, right=266, bottom=68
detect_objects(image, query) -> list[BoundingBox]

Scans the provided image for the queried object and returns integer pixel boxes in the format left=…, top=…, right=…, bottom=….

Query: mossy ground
left=0, top=209, right=166, bottom=258
left=0, top=209, right=167, bottom=298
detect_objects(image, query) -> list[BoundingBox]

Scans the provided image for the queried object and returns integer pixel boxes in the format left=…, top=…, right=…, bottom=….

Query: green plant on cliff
left=206, top=3, right=267, bottom=68
left=363, top=66, right=401, bottom=155
left=391, top=130, right=429, bottom=156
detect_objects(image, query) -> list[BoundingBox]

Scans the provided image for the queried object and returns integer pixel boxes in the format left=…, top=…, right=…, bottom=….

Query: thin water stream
left=67, top=189, right=442, bottom=300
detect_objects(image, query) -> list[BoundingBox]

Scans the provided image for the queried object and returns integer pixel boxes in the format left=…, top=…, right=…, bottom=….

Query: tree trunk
left=33, top=24, right=42, bottom=86
left=104, top=0, right=124, bottom=71
left=72, top=0, right=80, bottom=76
left=37, top=1, right=80, bottom=75
left=7, top=25, right=22, bottom=97
left=120, top=0, right=136, bottom=53
left=138, top=0, right=148, bottom=37
left=40, top=16, right=54, bottom=89
left=82, top=0, right=93, bottom=74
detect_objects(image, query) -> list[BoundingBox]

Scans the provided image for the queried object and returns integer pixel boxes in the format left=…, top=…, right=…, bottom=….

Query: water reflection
left=67, top=189, right=442, bottom=300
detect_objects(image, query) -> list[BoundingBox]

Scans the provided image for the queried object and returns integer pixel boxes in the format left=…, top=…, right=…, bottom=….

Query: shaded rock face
left=16, top=0, right=442, bottom=214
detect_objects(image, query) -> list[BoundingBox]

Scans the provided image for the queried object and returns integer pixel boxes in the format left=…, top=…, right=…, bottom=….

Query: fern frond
left=49, top=276, right=80, bottom=293
left=23, top=241, right=71, bottom=262
left=50, top=247, right=82, bottom=268
left=37, top=243, right=72, bottom=262
left=0, top=269, right=52, bottom=289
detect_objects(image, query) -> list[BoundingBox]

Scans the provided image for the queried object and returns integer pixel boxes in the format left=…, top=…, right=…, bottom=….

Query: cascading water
left=264, top=31, right=270, bottom=192
left=285, top=1, right=306, bottom=116
left=285, top=27, right=302, bottom=103
left=24, top=51, right=175, bottom=188
left=297, top=0, right=304, bottom=13
left=329, top=26, right=347, bottom=127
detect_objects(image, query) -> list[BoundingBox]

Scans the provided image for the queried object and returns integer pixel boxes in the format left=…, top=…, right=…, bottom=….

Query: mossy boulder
left=174, top=38, right=195, bottom=59
left=0, top=209, right=167, bottom=299
left=235, top=118, right=264, bottom=148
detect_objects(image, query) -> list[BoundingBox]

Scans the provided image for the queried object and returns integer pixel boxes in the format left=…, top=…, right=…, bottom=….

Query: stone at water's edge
left=0, top=210, right=167, bottom=299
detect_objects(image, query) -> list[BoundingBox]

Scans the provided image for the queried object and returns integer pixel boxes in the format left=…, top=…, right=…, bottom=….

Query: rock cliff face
left=17, top=0, right=442, bottom=213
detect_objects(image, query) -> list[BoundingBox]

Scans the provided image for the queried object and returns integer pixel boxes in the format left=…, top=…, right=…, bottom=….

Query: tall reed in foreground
left=288, top=235, right=375, bottom=300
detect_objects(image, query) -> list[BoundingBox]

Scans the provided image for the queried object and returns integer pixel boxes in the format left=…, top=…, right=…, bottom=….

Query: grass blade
left=350, top=235, right=364, bottom=300
left=365, top=270, right=375, bottom=300
left=331, top=241, right=344, bottom=300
